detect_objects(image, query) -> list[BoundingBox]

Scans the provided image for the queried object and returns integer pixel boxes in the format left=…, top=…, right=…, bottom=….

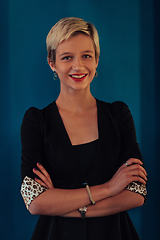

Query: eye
left=83, top=54, right=92, bottom=59
left=61, top=56, right=72, bottom=60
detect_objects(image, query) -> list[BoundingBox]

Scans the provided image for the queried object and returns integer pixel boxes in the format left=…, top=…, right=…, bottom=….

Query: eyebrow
left=59, top=52, right=72, bottom=57
left=83, top=50, right=94, bottom=54
left=59, top=50, right=94, bottom=57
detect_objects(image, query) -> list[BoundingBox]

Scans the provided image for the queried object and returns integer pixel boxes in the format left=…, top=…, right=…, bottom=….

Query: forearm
left=62, top=190, right=144, bottom=218
left=29, top=183, right=110, bottom=216
left=87, top=190, right=144, bottom=217
left=29, top=158, right=147, bottom=216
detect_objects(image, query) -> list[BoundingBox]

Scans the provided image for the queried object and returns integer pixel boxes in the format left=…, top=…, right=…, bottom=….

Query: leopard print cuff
left=20, top=176, right=48, bottom=210
left=125, top=181, right=147, bottom=203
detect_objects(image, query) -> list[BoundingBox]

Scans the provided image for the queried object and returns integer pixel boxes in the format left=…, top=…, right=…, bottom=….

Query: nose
left=72, top=57, right=84, bottom=71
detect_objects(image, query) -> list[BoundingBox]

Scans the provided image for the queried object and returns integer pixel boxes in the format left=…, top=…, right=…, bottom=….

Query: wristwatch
left=79, top=207, right=87, bottom=219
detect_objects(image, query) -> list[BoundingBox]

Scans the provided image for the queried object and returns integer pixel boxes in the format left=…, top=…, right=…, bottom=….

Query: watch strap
left=79, top=207, right=87, bottom=219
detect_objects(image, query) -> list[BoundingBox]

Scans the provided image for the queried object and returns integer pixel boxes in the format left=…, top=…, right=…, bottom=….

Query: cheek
left=88, top=63, right=97, bottom=73
left=87, top=59, right=97, bottom=69
left=58, top=64, right=71, bottom=74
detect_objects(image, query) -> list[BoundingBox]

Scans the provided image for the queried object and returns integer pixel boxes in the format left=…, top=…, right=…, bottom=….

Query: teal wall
left=0, top=0, right=159, bottom=239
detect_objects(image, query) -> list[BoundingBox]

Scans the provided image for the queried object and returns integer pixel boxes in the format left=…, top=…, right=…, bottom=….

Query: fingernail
left=37, top=162, right=41, bottom=165
left=33, top=168, right=37, bottom=171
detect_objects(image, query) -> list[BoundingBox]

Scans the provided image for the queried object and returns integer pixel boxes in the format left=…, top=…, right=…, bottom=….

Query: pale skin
left=29, top=34, right=147, bottom=217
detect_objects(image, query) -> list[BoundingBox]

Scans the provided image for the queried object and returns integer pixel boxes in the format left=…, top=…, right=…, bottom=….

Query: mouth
left=69, top=74, right=88, bottom=81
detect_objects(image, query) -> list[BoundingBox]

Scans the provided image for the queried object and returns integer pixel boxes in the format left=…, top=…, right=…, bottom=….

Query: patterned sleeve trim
left=125, top=181, right=147, bottom=203
left=20, top=176, right=48, bottom=210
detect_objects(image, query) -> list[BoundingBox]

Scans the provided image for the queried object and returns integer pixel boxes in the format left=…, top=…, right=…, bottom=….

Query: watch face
left=79, top=207, right=87, bottom=212
left=79, top=207, right=87, bottom=219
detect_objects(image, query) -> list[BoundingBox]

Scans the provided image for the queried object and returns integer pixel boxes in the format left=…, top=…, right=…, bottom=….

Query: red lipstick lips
left=69, top=73, right=88, bottom=82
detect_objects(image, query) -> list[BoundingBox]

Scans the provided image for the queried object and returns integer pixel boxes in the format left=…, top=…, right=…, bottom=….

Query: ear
left=96, top=56, right=99, bottom=68
left=48, top=58, right=56, bottom=72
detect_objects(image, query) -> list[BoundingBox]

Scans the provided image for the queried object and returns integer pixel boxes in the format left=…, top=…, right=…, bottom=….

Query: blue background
left=1, top=0, right=159, bottom=239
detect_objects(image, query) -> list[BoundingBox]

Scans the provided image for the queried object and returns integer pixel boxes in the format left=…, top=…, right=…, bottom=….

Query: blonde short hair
left=46, top=17, right=100, bottom=63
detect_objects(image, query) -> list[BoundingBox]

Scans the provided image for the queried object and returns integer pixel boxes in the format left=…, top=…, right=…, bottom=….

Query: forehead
left=56, top=34, right=95, bottom=54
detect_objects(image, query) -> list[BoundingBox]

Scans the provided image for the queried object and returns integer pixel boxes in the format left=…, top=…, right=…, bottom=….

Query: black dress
left=21, top=99, right=144, bottom=240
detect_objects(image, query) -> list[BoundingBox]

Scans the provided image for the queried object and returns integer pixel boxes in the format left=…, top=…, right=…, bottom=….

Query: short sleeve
left=125, top=181, right=147, bottom=203
left=20, top=176, right=47, bottom=210
left=20, top=107, right=48, bottom=209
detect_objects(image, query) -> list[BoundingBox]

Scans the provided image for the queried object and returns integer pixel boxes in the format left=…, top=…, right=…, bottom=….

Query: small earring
left=53, top=71, right=58, bottom=80
left=95, top=70, right=98, bottom=77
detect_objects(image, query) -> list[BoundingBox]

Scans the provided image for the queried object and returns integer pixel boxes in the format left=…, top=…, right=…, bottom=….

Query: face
left=49, top=34, right=99, bottom=92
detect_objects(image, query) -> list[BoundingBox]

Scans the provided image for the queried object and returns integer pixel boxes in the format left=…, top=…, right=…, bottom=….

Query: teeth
left=71, top=74, right=86, bottom=78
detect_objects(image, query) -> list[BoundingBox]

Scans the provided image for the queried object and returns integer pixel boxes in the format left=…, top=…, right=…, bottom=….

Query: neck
left=56, top=88, right=96, bottom=113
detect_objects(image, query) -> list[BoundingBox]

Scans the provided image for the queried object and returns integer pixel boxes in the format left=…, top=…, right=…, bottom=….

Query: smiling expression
left=49, top=34, right=99, bottom=92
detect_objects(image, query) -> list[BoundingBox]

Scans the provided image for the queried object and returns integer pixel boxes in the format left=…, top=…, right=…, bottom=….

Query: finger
left=126, top=158, right=143, bottom=166
left=36, top=162, right=53, bottom=185
left=137, top=165, right=147, bottom=176
left=132, top=175, right=147, bottom=185
left=114, top=163, right=130, bottom=178
left=124, top=164, right=148, bottom=183
left=124, top=162, right=129, bottom=167
left=35, top=178, right=48, bottom=188
left=125, top=158, right=147, bottom=176
left=112, top=166, right=123, bottom=178
left=33, top=168, right=53, bottom=188
left=133, top=168, right=147, bottom=181
left=127, top=164, right=147, bottom=177
left=122, top=165, right=147, bottom=182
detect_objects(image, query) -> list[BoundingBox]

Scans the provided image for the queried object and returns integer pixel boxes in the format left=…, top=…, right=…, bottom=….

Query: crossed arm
left=28, top=158, right=147, bottom=217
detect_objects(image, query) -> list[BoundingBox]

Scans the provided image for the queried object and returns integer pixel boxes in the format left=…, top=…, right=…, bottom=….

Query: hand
left=105, top=158, right=147, bottom=197
left=33, top=162, right=54, bottom=189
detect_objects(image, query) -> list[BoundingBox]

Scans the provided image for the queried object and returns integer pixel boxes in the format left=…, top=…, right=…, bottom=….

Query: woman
left=21, top=17, right=147, bottom=240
